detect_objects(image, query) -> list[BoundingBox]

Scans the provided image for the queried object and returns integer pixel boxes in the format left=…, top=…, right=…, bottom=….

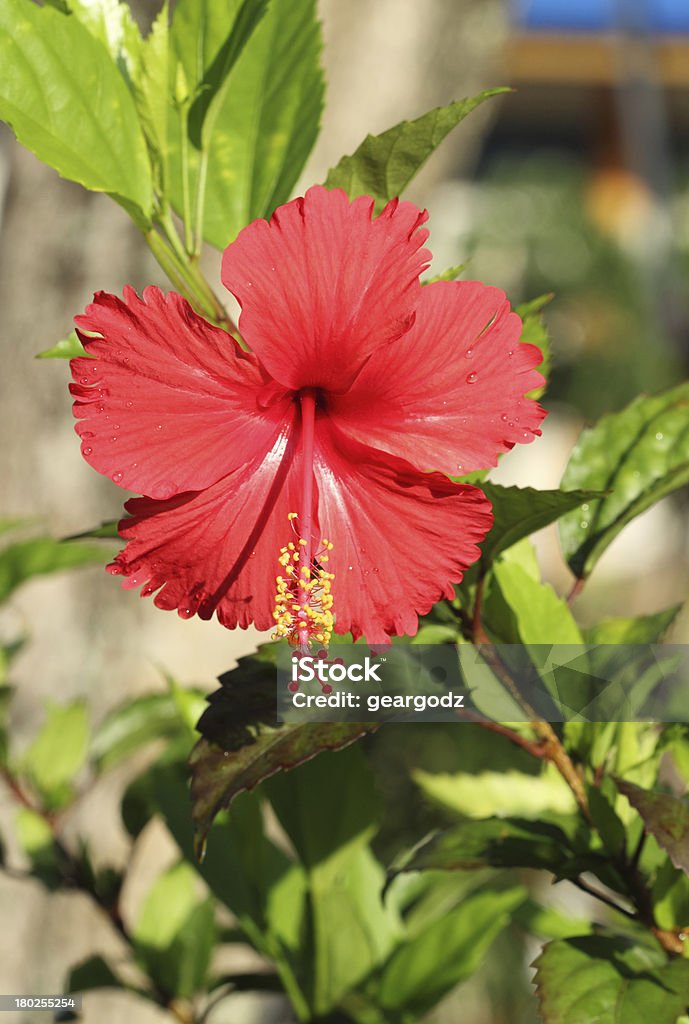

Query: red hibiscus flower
left=70, top=186, right=545, bottom=644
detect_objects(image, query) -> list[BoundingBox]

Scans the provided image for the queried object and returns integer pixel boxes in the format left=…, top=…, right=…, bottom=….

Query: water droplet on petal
left=126, top=401, right=133, bottom=408
left=521, top=431, right=531, bottom=440
left=465, top=348, right=474, bottom=359
left=347, top=565, right=353, bottom=571
left=112, top=471, right=123, bottom=483
left=155, top=423, right=163, bottom=431
left=142, top=585, right=155, bottom=596
left=80, top=376, right=90, bottom=385
left=507, top=350, right=514, bottom=358
left=500, top=414, right=509, bottom=422
left=110, top=436, right=118, bottom=443
left=83, top=446, right=93, bottom=456
left=97, top=404, right=105, bottom=413
left=466, top=372, right=478, bottom=384
left=179, top=606, right=194, bottom=619
left=81, top=431, right=94, bottom=439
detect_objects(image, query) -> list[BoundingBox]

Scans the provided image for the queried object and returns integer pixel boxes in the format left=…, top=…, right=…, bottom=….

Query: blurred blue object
left=512, top=0, right=689, bottom=33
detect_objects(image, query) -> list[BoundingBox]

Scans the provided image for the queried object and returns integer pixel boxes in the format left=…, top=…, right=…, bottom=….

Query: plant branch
left=571, top=874, right=637, bottom=920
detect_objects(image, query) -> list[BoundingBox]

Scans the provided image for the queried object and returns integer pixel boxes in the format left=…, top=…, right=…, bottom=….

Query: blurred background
left=1, top=0, right=688, bottom=1020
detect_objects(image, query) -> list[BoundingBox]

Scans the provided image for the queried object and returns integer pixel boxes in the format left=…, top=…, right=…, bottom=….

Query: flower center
left=272, top=389, right=334, bottom=649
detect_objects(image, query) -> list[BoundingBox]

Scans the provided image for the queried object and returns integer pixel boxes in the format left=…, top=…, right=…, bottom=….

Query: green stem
left=144, top=225, right=237, bottom=335
left=179, top=106, right=195, bottom=256
left=193, top=149, right=209, bottom=260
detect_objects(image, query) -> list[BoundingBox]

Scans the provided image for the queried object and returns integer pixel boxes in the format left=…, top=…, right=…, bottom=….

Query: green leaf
left=392, top=817, right=578, bottom=877
left=131, top=1, right=169, bottom=186
left=265, top=749, right=401, bottom=1016
left=15, top=807, right=63, bottom=888
left=0, top=0, right=152, bottom=219
left=35, top=331, right=88, bottom=360
left=133, top=862, right=215, bottom=999
left=68, top=955, right=126, bottom=994
left=92, top=691, right=200, bottom=770
left=587, top=781, right=627, bottom=859
left=559, top=383, right=689, bottom=579
left=652, top=860, right=689, bottom=931
left=0, top=685, right=12, bottom=767
left=485, top=560, right=583, bottom=645
left=147, top=763, right=310, bottom=968
left=516, top=293, right=552, bottom=399
left=66, top=520, right=120, bottom=540
left=615, top=779, right=689, bottom=876
left=422, top=262, right=468, bottom=285
left=0, top=537, right=110, bottom=603
left=479, top=485, right=602, bottom=567
left=264, top=745, right=379, bottom=867
left=414, top=765, right=576, bottom=820
left=169, top=0, right=324, bottom=249
left=584, top=606, right=682, bottom=644
left=189, top=645, right=376, bottom=847
left=514, top=899, right=593, bottom=940
left=60, top=0, right=142, bottom=76
left=534, top=935, right=689, bottom=1024
left=377, top=886, right=525, bottom=1017
left=325, top=89, right=508, bottom=207
left=185, top=0, right=270, bottom=149
left=23, top=701, right=89, bottom=807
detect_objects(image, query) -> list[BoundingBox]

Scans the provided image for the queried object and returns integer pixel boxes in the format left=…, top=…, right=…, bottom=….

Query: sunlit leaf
left=479, top=484, right=601, bottom=567
left=422, top=263, right=468, bottom=285
left=35, top=331, right=89, bottom=360
left=559, top=383, right=689, bottom=579
left=414, top=766, right=576, bottom=820
left=133, top=861, right=215, bottom=999
left=23, top=701, right=89, bottom=807
left=485, top=560, right=583, bottom=645
left=325, top=89, right=508, bottom=207
left=0, top=537, right=109, bottom=603
left=534, top=935, right=689, bottom=1024
left=516, top=293, right=552, bottom=399
left=0, top=0, right=153, bottom=220
left=169, top=0, right=324, bottom=249
left=92, top=691, right=201, bottom=770
left=584, top=606, right=682, bottom=644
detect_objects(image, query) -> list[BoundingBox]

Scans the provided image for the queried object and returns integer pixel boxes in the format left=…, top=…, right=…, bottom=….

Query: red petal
left=314, top=424, right=493, bottom=643
left=221, top=186, right=431, bottom=393
left=70, top=287, right=290, bottom=499
left=107, top=411, right=306, bottom=630
left=331, top=281, right=546, bottom=475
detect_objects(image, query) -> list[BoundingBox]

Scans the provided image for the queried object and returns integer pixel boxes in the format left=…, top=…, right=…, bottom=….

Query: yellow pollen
left=272, top=516, right=335, bottom=648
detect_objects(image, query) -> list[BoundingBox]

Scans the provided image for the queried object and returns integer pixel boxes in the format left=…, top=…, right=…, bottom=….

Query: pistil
left=272, top=390, right=335, bottom=649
